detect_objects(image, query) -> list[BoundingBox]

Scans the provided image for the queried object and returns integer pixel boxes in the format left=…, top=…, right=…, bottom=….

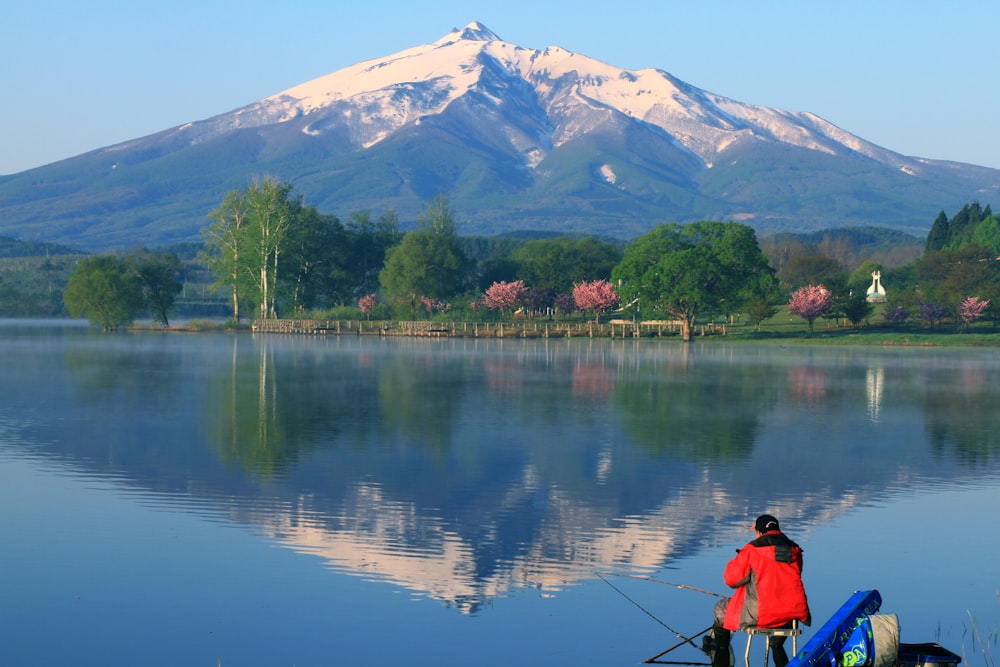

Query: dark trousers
left=709, top=599, right=734, bottom=667
left=768, top=635, right=790, bottom=667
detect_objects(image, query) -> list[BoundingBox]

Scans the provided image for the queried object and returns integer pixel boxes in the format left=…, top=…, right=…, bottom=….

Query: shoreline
left=128, top=317, right=1000, bottom=347
left=11, top=315, right=989, bottom=346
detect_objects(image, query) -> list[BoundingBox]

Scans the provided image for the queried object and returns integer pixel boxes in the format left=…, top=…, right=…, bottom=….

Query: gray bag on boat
left=870, top=614, right=900, bottom=667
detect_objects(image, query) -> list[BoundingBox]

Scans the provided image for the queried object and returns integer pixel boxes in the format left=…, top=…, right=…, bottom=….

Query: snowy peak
left=229, top=22, right=907, bottom=172
left=257, top=21, right=509, bottom=116
left=434, top=21, right=501, bottom=45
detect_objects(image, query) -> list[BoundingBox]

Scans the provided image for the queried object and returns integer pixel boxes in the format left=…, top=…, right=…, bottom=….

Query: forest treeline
left=4, top=178, right=998, bottom=334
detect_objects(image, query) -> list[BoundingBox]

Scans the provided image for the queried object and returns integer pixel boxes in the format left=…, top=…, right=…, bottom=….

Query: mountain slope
left=0, top=21, right=997, bottom=251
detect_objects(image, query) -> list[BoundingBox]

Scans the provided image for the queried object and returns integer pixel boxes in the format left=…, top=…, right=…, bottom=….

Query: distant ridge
left=0, top=235, right=80, bottom=258
left=0, top=21, right=997, bottom=251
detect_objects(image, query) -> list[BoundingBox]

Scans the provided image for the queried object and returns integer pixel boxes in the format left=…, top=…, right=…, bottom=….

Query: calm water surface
left=1, top=321, right=998, bottom=667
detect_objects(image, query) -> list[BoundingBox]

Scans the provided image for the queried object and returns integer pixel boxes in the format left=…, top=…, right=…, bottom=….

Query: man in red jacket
left=702, top=515, right=811, bottom=667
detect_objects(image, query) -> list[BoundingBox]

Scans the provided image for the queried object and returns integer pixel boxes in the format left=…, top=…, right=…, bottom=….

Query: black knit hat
left=755, top=514, right=780, bottom=532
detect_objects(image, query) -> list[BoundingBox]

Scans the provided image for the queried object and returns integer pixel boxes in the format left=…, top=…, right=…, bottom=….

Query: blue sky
left=3, top=0, right=998, bottom=175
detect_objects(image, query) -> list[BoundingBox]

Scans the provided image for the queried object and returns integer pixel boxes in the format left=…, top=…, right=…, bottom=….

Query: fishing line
left=595, top=571, right=699, bottom=641
left=605, top=573, right=725, bottom=598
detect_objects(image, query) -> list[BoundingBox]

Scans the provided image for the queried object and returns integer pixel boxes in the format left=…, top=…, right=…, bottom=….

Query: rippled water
left=1, top=321, right=998, bottom=666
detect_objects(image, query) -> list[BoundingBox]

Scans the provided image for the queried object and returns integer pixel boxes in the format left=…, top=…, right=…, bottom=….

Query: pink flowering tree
left=788, top=284, right=832, bottom=331
left=573, top=279, right=619, bottom=323
left=959, top=296, right=990, bottom=328
left=483, top=280, right=527, bottom=318
left=358, top=293, right=377, bottom=320
left=419, top=296, right=450, bottom=317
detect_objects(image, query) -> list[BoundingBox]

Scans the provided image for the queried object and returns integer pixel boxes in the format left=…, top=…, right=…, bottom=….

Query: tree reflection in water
left=53, top=334, right=1000, bottom=615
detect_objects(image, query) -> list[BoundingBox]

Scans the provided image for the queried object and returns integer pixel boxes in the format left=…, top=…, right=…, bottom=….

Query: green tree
left=202, top=178, right=299, bottom=321
left=64, top=255, right=145, bottom=331
left=611, top=221, right=776, bottom=341
left=925, top=211, right=950, bottom=252
left=345, top=209, right=401, bottom=299
left=970, top=213, right=1000, bottom=254
left=379, top=196, right=471, bottom=315
left=280, top=206, right=346, bottom=313
left=781, top=254, right=847, bottom=291
left=512, top=236, right=622, bottom=294
left=129, top=250, right=183, bottom=326
left=925, top=202, right=999, bottom=253
left=202, top=187, right=254, bottom=322
left=916, top=246, right=1000, bottom=319
left=946, top=202, right=984, bottom=249
left=745, top=299, right=779, bottom=331
left=246, top=178, right=295, bottom=319
left=841, top=291, right=875, bottom=329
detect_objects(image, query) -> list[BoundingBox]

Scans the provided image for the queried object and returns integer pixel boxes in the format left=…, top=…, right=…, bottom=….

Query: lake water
left=1, top=320, right=998, bottom=667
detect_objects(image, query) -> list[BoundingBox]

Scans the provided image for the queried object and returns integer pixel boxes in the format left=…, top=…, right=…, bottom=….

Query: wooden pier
left=249, top=319, right=710, bottom=339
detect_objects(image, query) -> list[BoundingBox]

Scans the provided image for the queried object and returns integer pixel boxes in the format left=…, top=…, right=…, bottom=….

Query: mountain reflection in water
left=2, top=323, right=999, bottom=665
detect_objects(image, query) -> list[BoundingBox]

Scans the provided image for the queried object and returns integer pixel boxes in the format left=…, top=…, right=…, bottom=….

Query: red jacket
left=722, top=530, right=811, bottom=630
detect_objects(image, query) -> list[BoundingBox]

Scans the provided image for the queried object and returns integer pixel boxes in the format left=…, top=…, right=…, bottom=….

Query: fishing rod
left=595, top=571, right=705, bottom=643
left=643, top=626, right=715, bottom=665
left=602, top=572, right=726, bottom=599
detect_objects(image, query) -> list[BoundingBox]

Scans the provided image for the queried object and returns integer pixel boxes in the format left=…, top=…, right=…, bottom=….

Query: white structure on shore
left=866, top=270, right=887, bottom=303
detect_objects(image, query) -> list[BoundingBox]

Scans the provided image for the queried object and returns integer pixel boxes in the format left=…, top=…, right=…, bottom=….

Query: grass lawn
left=719, top=305, right=1000, bottom=346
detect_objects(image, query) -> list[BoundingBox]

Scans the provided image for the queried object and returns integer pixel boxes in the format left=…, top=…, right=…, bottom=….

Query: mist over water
left=2, top=322, right=997, bottom=666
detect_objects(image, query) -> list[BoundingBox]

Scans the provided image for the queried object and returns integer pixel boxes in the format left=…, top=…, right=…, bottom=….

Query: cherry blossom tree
left=483, top=280, right=527, bottom=318
left=358, top=293, right=377, bottom=320
left=573, top=279, right=618, bottom=323
left=419, top=296, right=449, bottom=316
left=959, top=296, right=990, bottom=327
left=788, top=284, right=832, bottom=331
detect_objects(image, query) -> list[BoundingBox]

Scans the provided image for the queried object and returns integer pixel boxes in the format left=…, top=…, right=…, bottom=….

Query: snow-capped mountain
left=1, top=21, right=998, bottom=250
left=188, top=21, right=906, bottom=171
